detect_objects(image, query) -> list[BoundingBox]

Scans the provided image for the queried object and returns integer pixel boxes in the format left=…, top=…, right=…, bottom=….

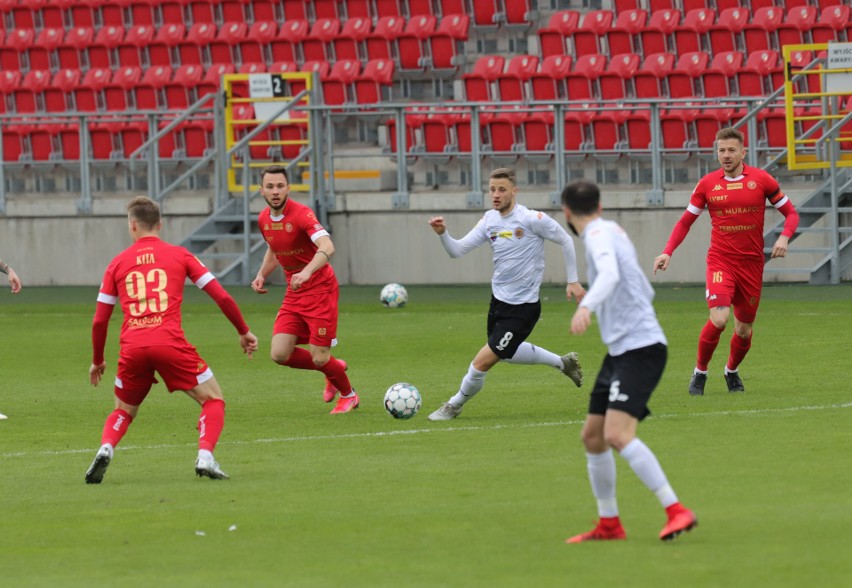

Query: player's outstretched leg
left=85, top=444, right=114, bottom=484
left=561, top=352, right=583, bottom=387
left=659, top=504, right=698, bottom=541
left=330, top=390, right=360, bottom=414
left=428, top=402, right=463, bottom=421
left=566, top=517, right=627, bottom=543
left=195, top=450, right=229, bottom=480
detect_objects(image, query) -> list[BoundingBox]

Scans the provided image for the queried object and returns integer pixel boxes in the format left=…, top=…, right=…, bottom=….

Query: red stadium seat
left=667, top=51, right=709, bottom=99
left=484, top=109, right=525, bottom=161
left=529, top=55, right=572, bottom=101
left=148, top=24, right=185, bottom=67
left=333, top=17, right=371, bottom=62
left=520, top=110, right=554, bottom=162
left=269, top=61, right=298, bottom=74
left=736, top=50, right=779, bottom=98
left=591, top=109, right=627, bottom=160
left=365, top=16, right=405, bottom=61
left=104, top=66, right=143, bottom=112
left=321, top=59, right=360, bottom=106
left=302, top=18, right=341, bottom=63
left=374, top=0, right=402, bottom=19
left=613, top=0, right=639, bottom=13
left=209, top=21, right=247, bottom=66
left=179, top=22, right=217, bottom=66
left=238, top=21, right=276, bottom=65
left=291, top=60, right=330, bottom=96
left=187, top=0, right=216, bottom=24
left=633, top=53, right=675, bottom=100
left=249, top=0, right=279, bottom=21
left=343, top=0, right=371, bottom=19
left=537, top=10, right=580, bottom=58
left=742, top=6, right=784, bottom=53
left=118, top=24, right=155, bottom=68
left=700, top=51, right=743, bottom=99
left=572, top=10, right=614, bottom=58
left=471, top=0, right=499, bottom=30
left=659, top=111, right=693, bottom=161
left=221, top=0, right=248, bottom=22
left=428, top=13, right=469, bottom=74
left=29, top=28, right=64, bottom=72
left=313, top=0, right=340, bottom=19
left=407, top=0, right=434, bottom=17
left=694, top=108, right=736, bottom=151
left=707, top=7, right=750, bottom=55
left=45, top=69, right=81, bottom=113
left=68, top=3, right=95, bottom=27
left=72, top=68, right=111, bottom=112
left=505, top=0, right=535, bottom=29
left=88, top=25, right=125, bottom=70
left=164, top=64, right=204, bottom=109
left=777, top=6, right=819, bottom=47
left=128, top=1, right=155, bottom=26
left=496, top=55, right=539, bottom=102
left=563, top=109, right=594, bottom=159
left=133, top=65, right=173, bottom=110
left=239, top=62, right=265, bottom=74
left=672, top=8, right=714, bottom=57
left=811, top=5, right=850, bottom=45
left=396, top=14, right=436, bottom=73
left=462, top=55, right=505, bottom=102
left=197, top=63, right=236, bottom=97
left=57, top=27, right=94, bottom=71
left=780, top=50, right=818, bottom=95
left=605, top=9, right=647, bottom=57
left=14, top=69, right=51, bottom=113
left=638, top=9, right=680, bottom=58
left=282, top=0, right=307, bottom=20
left=598, top=53, right=641, bottom=101
left=159, top=1, right=184, bottom=25
left=271, top=19, right=309, bottom=64
left=354, top=59, right=394, bottom=104
left=3, top=28, right=35, bottom=71
left=564, top=54, right=606, bottom=102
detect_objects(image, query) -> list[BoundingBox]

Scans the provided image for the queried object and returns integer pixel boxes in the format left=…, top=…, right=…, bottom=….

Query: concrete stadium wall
left=0, top=187, right=830, bottom=287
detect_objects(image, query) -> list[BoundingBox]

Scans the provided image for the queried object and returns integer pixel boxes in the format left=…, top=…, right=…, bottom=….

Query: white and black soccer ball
left=380, top=283, right=408, bottom=308
left=383, top=382, right=422, bottom=419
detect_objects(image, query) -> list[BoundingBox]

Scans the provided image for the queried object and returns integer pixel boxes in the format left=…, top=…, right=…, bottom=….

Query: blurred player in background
left=86, top=196, right=257, bottom=483
left=562, top=180, right=697, bottom=543
left=251, top=166, right=358, bottom=414
left=654, top=127, right=799, bottom=395
left=1, top=255, right=22, bottom=420
left=426, top=168, right=585, bottom=422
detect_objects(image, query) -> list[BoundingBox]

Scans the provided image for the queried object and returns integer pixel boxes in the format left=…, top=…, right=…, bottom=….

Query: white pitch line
left=2, top=402, right=851, bottom=459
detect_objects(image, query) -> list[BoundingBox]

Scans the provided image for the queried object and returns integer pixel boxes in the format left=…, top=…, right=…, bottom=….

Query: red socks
left=101, top=408, right=132, bottom=447
left=282, top=346, right=316, bottom=370
left=319, top=357, right=352, bottom=395
left=198, top=399, right=225, bottom=452
left=727, top=333, right=752, bottom=372
left=696, top=320, right=725, bottom=371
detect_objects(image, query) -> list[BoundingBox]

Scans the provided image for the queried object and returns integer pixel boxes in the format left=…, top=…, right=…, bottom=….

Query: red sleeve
left=663, top=209, right=700, bottom=256
left=777, top=199, right=799, bottom=239
left=202, top=279, right=250, bottom=335
left=91, top=302, right=114, bottom=364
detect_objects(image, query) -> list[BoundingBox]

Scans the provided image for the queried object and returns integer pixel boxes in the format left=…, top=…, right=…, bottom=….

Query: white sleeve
left=579, top=229, right=620, bottom=313
left=530, top=211, right=580, bottom=284
left=438, top=220, right=488, bottom=258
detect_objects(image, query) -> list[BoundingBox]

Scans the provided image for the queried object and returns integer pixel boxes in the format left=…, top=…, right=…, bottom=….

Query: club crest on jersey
left=285, top=222, right=294, bottom=232
left=514, top=228, right=524, bottom=239
left=747, top=181, right=757, bottom=190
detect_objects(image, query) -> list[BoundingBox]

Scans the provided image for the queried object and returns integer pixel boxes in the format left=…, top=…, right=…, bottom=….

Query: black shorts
left=486, top=296, right=541, bottom=360
left=588, top=343, right=667, bottom=421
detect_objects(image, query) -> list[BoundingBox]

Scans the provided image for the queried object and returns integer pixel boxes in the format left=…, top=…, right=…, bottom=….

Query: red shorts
left=705, top=252, right=764, bottom=323
left=273, top=281, right=339, bottom=347
left=115, top=343, right=213, bottom=405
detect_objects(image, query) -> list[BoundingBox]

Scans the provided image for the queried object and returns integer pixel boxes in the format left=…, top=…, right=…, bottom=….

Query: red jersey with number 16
left=97, top=236, right=217, bottom=349
left=258, top=198, right=336, bottom=290
left=686, top=165, right=788, bottom=261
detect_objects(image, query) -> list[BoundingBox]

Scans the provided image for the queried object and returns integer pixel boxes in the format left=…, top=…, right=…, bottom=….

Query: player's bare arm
left=653, top=253, right=671, bottom=274
left=251, top=246, right=279, bottom=294
left=290, top=236, right=334, bottom=291
left=0, top=258, right=22, bottom=293
left=428, top=216, right=447, bottom=235
left=770, top=235, right=789, bottom=258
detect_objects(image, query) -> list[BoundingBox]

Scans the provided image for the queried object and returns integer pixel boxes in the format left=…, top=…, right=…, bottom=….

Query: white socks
left=198, top=449, right=214, bottom=461
left=503, top=342, right=563, bottom=369
left=619, top=438, right=679, bottom=508
left=586, top=450, right=619, bottom=518
left=449, top=363, right=487, bottom=406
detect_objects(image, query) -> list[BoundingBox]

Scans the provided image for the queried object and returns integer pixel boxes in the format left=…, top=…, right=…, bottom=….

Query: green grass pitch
left=1, top=284, right=850, bottom=587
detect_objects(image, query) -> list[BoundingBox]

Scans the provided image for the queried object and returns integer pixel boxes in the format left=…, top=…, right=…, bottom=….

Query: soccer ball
left=380, top=283, right=408, bottom=308
left=383, top=382, right=422, bottom=419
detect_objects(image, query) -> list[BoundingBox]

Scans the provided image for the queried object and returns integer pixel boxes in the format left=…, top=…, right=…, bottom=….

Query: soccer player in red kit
left=251, top=166, right=358, bottom=414
left=86, top=196, right=258, bottom=483
left=654, top=127, right=799, bottom=396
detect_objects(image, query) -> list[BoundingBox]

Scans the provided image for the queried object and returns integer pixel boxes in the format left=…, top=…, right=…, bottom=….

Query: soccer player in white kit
left=426, top=168, right=586, bottom=421
left=560, top=180, right=697, bottom=543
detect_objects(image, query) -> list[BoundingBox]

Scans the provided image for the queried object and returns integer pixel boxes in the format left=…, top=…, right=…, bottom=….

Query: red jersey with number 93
left=97, top=236, right=213, bottom=349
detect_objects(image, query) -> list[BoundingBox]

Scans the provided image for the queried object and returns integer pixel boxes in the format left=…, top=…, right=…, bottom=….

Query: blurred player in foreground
left=562, top=180, right=697, bottom=543
left=1, top=255, right=22, bottom=420
left=86, top=196, right=257, bottom=483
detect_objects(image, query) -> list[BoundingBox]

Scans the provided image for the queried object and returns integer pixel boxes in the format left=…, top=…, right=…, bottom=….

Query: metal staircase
left=764, top=167, right=852, bottom=284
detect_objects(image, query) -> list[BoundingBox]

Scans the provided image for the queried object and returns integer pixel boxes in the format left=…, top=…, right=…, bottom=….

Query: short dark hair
left=716, top=127, right=744, bottom=145
left=560, top=180, right=600, bottom=215
left=490, top=167, right=516, bottom=185
left=261, top=165, right=289, bottom=184
left=127, top=196, right=160, bottom=230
